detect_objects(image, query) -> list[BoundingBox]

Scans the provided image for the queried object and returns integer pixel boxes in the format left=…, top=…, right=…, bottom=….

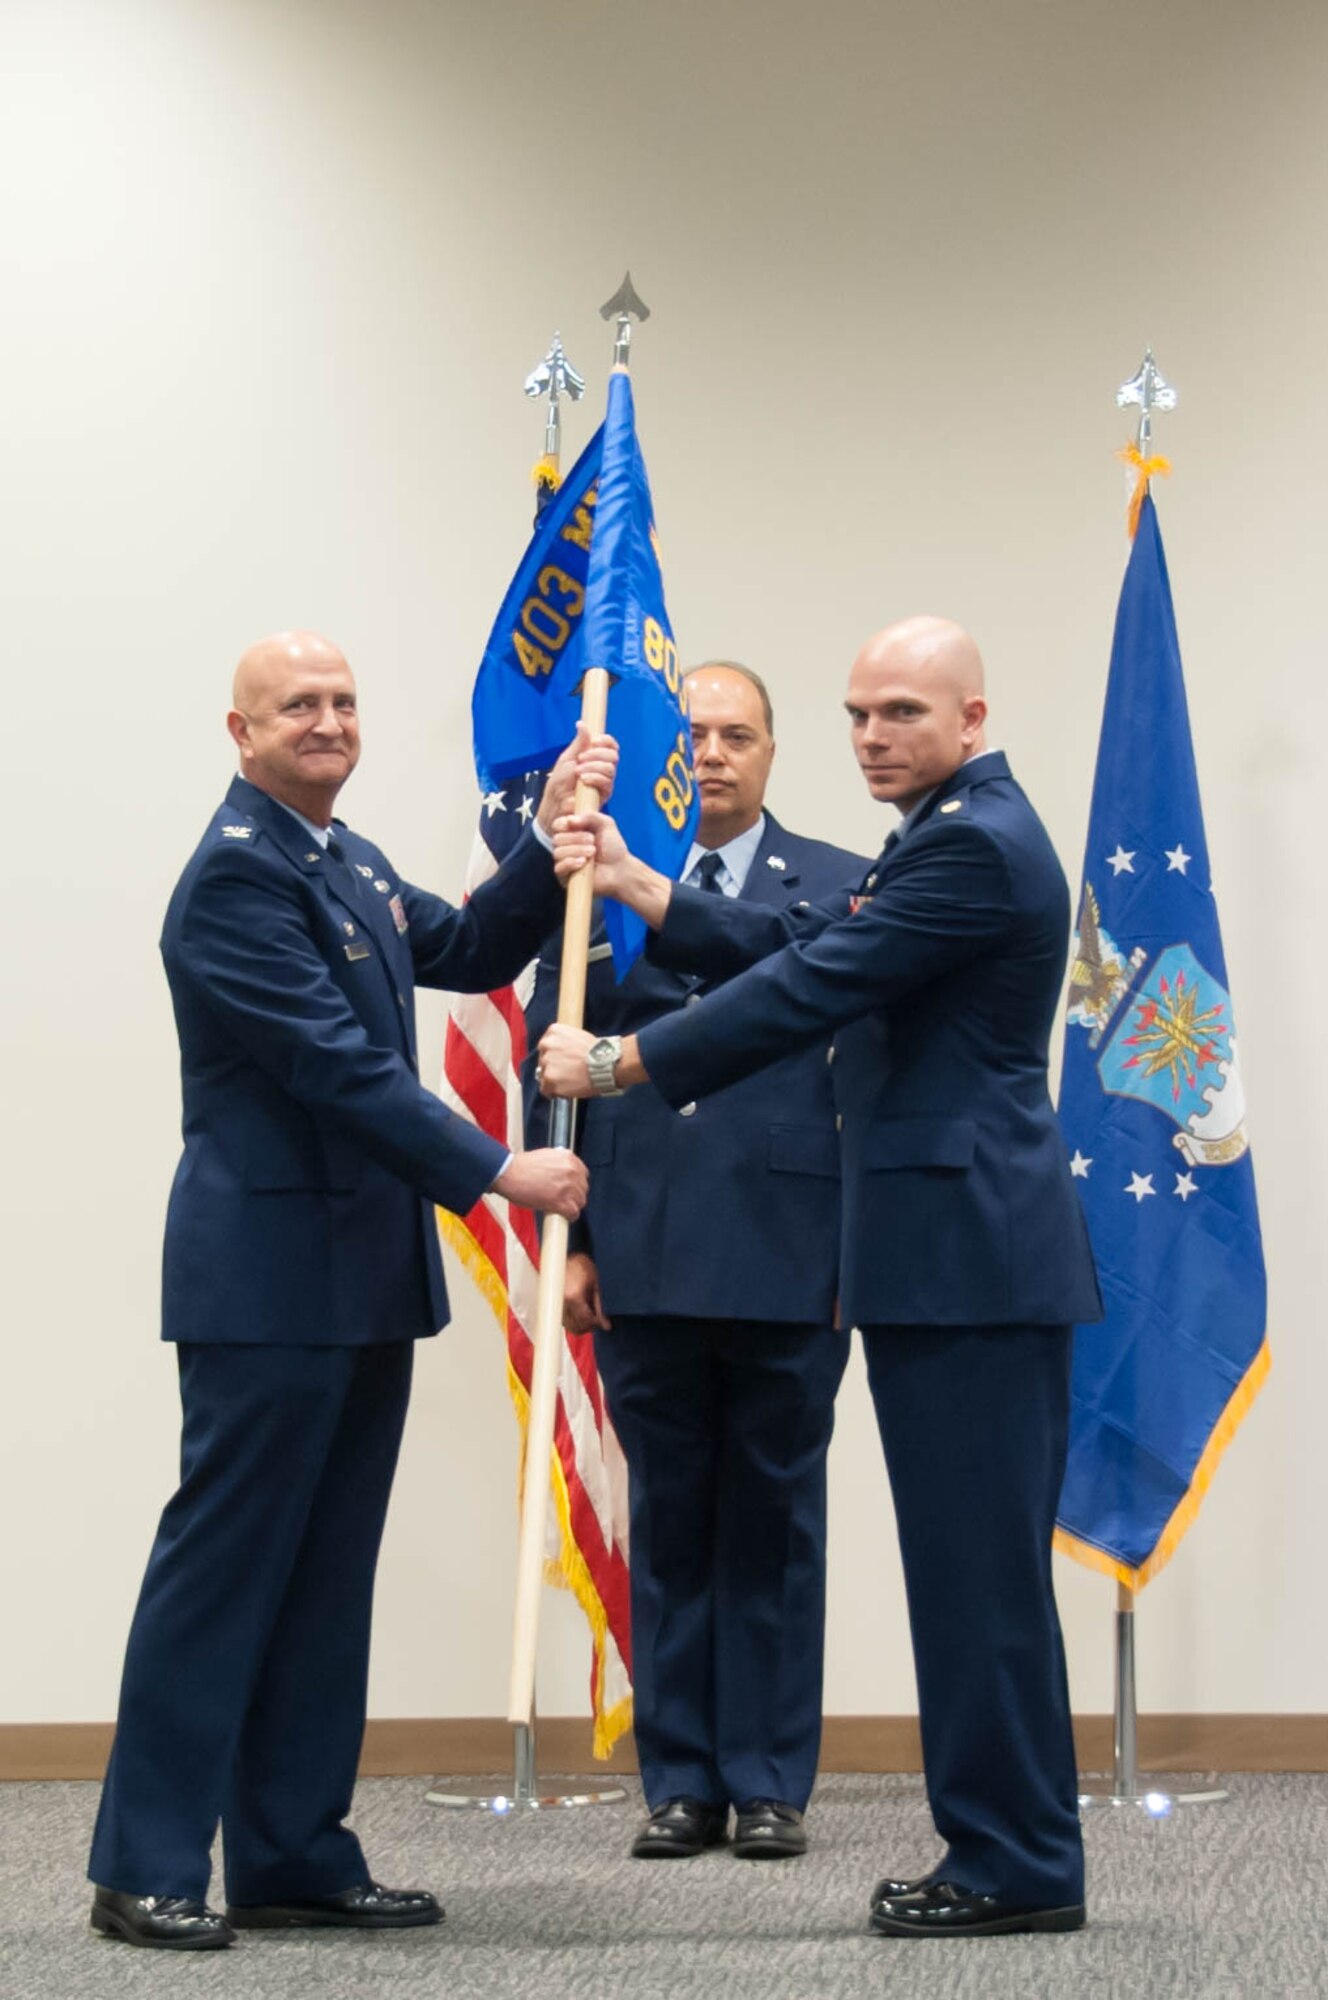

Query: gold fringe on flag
left=1118, top=443, right=1173, bottom=540
left=1053, top=1334, right=1271, bottom=1590
left=531, top=455, right=562, bottom=496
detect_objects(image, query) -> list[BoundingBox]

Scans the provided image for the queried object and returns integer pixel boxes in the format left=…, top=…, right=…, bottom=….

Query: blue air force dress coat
left=90, top=775, right=565, bottom=1908
left=529, top=813, right=868, bottom=1323
left=527, top=813, right=865, bottom=1813
left=159, top=776, right=564, bottom=1347
left=635, top=755, right=1102, bottom=1904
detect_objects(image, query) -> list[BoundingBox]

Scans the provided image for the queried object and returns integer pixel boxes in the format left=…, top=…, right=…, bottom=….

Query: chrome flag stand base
left=1078, top=1586, right=1228, bottom=1814
left=425, top=1719, right=628, bottom=1813
left=1079, top=1782, right=1228, bottom=1813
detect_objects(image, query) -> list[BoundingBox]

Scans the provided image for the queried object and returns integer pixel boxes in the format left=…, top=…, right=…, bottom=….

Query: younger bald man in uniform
left=540, top=619, right=1102, bottom=1937
left=88, top=633, right=609, bottom=1949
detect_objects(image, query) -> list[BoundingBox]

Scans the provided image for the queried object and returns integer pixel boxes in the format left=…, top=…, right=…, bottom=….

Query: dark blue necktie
left=694, top=851, right=726, bottom=894
left=325, top=833, right=363, bottom=900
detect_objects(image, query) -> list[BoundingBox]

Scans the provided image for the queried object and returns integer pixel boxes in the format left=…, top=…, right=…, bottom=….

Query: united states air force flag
left=1056, top=492, right=1268, bottom=1588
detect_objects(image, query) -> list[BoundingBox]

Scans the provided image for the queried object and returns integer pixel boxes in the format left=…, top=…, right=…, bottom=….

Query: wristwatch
left=586, top=1035, right=625, bottom=1097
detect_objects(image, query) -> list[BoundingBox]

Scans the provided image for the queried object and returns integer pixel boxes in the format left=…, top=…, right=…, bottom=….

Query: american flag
left=437, top=770, right=633, bottom=1756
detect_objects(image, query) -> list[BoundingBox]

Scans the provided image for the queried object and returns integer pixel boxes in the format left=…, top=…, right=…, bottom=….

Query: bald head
left=858, top=616, right=985, bottom=700
left=232, top=630, right=349, bottom=711
left=844, top=616, right=988, bottom=812
left=227, top=630, right=360, bottom=825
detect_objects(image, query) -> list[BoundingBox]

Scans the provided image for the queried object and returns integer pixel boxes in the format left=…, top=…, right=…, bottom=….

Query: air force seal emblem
left=1068, top=883, right=1248, bottom=1168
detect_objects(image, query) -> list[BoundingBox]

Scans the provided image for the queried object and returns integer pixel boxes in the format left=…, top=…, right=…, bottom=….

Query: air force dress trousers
left=634, top=755, right=1103, bottom=1905
left=527, top=812, right=865, bottom=1814
left=90, top=775, right=565, bottom=1907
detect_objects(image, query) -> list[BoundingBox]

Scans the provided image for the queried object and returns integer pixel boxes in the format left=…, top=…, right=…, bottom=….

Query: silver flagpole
left=1078, top=347, right=1224, bottom=1818
left=1116, top=346, right=1176, bottom=462
left=600, top=270, right=650, bottom=366
left=427, top=326, right=623, bottom=1814
left=525, top=329, right=586, bottom=490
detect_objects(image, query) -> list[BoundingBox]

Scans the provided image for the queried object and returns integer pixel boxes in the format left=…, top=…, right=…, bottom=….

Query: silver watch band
left=587, top=1035, right=625, bottom=1097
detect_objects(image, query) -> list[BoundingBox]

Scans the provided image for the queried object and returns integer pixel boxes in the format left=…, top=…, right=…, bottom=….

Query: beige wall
left=1, top=0, right=1324, bottom=1728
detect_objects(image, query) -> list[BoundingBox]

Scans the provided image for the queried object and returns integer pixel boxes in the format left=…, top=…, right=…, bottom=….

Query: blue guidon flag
left=579, top=366, right=698, bottom=974
left=471, top=428, right=603, bottom=790
left=470, top=368, right=697, bottom=977
left=1056, top=491, right=1269, bottom=1587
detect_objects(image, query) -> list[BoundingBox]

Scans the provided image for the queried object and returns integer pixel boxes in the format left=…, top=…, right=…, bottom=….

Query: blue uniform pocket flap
left=767, top=1125, right=841, bottom=1178
left=863, top=1118, right=976, bottom=1170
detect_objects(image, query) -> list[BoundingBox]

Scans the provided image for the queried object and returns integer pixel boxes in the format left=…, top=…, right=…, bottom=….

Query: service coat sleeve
left=641, top=821, right=1013, bottom=1107
left=646, top=878, right=854, bottom=980
left=404, top=827, right=565, bottom=990
left=174, top=852, right=509, bottom=1213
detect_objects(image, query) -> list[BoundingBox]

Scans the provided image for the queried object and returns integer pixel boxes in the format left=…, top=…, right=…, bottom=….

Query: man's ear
left=227, top=710, right=251, bottom=761
left=961, top=695, right=988, bottom=744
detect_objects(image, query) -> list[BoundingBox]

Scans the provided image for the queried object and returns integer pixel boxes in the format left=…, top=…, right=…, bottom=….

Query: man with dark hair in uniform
left=528, top=661, right=865, bottom=1861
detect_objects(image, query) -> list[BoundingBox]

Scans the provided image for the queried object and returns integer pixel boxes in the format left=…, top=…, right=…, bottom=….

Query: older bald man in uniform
left=88, top=633, right=609, bottom=1950
left=539, top=618, right=1102, bottom=1938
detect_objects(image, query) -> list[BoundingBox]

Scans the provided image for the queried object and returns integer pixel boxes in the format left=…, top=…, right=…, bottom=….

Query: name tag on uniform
left=344, top=940, right=371, bottom=961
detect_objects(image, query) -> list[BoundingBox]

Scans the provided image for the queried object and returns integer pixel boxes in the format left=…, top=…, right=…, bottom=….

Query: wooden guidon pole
left=506, top=666, right=610, bottom=1729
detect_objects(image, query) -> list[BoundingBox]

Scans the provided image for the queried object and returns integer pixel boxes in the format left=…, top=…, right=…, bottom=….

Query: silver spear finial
left=1116, top=348, right=1177, bottom=456
left=524, top=332, right=585, bottom=464
left=599, top=271, right=651, bottom=368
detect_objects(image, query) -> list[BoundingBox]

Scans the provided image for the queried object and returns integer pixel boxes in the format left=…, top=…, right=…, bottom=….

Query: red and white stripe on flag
left=437, top=801, right=632, bottom=1757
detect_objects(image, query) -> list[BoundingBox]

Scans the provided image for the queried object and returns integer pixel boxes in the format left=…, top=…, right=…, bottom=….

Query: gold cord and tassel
left=1118, top=443, right=1172, bottom=539
left=531, top=455, right=562, bottom=496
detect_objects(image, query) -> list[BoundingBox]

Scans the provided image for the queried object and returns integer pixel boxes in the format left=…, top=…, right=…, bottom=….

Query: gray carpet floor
left=2, top=1772, right=1324, bottom=1999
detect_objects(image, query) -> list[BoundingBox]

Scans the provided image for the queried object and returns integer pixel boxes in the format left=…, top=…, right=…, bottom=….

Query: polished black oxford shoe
left=869, top=1878, right=1086, bottom=1937
left=630, top=1796, right=729, bottom=1858
left=90, top=1886, right=235, bottom=1949
left=226, top=1881, right=443, bottom=1929
left=731, top=1800, right=807, bottom=1859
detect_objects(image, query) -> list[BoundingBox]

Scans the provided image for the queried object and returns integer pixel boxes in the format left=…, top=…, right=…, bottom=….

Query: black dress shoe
left=90, top=1886, right=235, bottom=1949
left=731, top=1800, right=807, bottom=1859
left=869, top=1878, right=1086, bottom=1937
left=226, top=1882, right=443, bottom=1929
left=631, top=1797, right=728, bottom=1858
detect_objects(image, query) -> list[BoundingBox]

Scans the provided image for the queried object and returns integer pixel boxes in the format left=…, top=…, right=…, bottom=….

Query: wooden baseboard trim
left=2, top=1713, right=1322, bottom=1783
left=823, top=1715, right=1328, bottom=1774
